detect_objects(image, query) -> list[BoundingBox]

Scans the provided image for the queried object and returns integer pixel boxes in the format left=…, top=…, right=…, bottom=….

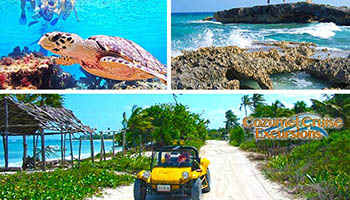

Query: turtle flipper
left=54, top=56, right=78, bottom=66
left=100, top=56, right=133, bottom=68
left=99, top=56, right=167, bottom=83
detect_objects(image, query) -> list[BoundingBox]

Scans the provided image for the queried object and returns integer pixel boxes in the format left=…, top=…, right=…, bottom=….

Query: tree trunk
left=139, top=135, right=142, bottom=156
left=112, top=131, right=115, bottom=156
left=122, top=130, right=126, bottom=155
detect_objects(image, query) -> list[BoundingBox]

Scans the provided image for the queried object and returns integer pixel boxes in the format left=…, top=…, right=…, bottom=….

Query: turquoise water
left=0, top=137, right=119, bottom=167
left=0, top=0, right=167, bottom=79
left=172, top=13, right=350, bottom=89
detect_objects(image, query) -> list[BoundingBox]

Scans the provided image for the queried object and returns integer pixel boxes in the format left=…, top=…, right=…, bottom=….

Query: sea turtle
left=38, top=32, right=167, bottom=83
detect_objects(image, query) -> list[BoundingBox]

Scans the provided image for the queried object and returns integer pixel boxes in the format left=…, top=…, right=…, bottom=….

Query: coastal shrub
left=229, top=126, right=245, bottom=146
left=239, top=139, right=258, bottom=151
left=0, top=164, right=134, bottom=200
left=263, top=130, right=350, bottom=200
left=89, top=152, right=151, bottom=173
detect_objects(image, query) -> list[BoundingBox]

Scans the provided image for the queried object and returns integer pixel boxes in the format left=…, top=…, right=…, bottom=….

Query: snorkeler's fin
left=19, top=13, right=27, bottom=25
left=50, top=18, right=59, bottom=26
left=28, top=20, right=39, bottom=27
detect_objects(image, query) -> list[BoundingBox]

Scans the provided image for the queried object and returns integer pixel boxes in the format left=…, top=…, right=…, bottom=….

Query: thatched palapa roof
left=0, top=96, right=93, bottom=135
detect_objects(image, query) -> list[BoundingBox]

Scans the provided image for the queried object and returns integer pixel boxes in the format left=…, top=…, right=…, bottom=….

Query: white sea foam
left=227, top=30, right=252, bottom=48
left=188, top=20, right=222, bottom=25
left=195, top=29, right=215, bottom=47
left=290, top=23, right=341, bottom=39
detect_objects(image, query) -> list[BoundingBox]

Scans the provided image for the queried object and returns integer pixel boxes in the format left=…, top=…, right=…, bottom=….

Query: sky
left=172, top=0, right=350, bottom=13
left=63, top=93, right=323, bottom=133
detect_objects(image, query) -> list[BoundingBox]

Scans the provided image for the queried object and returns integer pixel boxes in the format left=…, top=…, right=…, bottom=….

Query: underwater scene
left=0, top=0, right=167, bottom=90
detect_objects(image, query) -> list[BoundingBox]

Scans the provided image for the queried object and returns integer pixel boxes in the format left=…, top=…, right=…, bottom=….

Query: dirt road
left=91, top=140, right=292, bottom=200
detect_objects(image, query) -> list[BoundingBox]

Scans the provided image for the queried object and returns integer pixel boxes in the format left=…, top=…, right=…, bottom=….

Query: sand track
left=90, top=140, right=292, bottom=200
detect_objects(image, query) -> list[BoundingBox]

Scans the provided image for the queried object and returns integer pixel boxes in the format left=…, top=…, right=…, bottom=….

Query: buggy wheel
left=134, top=179, right=147, bottom=200
left=202, top=168, right=211, bottom=193
left=191, top=178, right=202, bottom=200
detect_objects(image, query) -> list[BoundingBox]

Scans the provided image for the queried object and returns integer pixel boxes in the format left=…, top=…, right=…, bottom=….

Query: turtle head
left=38, top=32, right=82, bottom=56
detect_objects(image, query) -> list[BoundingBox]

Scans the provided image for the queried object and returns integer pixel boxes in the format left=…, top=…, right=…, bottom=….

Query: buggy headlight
left=182, top=171, right=189, bottom=179
left=143, top=171, right=151, bottom=179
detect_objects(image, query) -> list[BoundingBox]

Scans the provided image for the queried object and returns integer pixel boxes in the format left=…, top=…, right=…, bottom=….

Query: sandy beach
left=90, top=140, right=294, bottom=200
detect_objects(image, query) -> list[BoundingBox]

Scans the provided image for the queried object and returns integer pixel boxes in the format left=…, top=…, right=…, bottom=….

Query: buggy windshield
left=152, top=149, right=196, bottom=168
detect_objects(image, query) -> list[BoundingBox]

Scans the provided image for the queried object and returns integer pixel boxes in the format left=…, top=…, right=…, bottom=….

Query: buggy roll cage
left=150, top=146, right=200, bottom=170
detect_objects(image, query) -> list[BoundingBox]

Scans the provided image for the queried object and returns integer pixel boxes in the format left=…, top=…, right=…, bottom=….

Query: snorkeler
left=51, top=0, right=79, bottom=26
left=28, top=0, right=58, bottom=27
left=19, top=0, right=36, bottom=25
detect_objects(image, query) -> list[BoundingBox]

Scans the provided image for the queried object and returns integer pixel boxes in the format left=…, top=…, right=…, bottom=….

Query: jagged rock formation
left=171, top=42, right=350, bottom=90
left=214, top=2, right=350, bottom=25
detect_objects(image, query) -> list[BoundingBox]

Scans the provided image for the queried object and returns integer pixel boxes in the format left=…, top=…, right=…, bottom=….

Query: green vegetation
left=229, top=127, right=245, bottom=146
left=0, top=164, right=134, bottom=200
left=0, top=153, right=151, bottom=200
left=263, top=130, right=350, bottom=200
left=87, top=152, right=151, bottom=173
left=0, top=94, right=64, bottom=107
left=120, top=103, right=209, bottom=150
left=229, top=94, right=350, bottom=199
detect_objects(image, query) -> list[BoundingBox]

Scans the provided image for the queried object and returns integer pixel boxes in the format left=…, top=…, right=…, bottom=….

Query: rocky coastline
left=0, top=47, right=165, bottom=90
left=171, top=42, right=350, bottom=90
left=213, top=2, right=350, bottom=25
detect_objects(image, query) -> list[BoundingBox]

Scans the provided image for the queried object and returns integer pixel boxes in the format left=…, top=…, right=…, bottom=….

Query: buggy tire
left=202, top=168, right=211, bottom=193
left=191, top=178, right=202, bottom=200
left=134, top=179, right=147, bottom=200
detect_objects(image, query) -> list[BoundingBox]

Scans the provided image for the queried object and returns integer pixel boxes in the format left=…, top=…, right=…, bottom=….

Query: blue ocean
left=0, top=0, right=167, bottom=80
left=172, top=12, right=350, bottom=89
left=0, top=136, right=119, bottom=167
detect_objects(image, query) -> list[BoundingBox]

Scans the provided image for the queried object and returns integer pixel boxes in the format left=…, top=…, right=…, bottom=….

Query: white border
left=0, top=0, right=349, bottom=95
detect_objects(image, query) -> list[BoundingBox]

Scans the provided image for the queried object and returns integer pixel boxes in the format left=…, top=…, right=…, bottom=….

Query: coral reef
left=171, top=42, right=350, bottom=90
left=0, top=47, right=76, bottom=89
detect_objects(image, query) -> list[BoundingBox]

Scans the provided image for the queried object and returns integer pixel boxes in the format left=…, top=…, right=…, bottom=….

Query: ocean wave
left=227, top=30, right=252, bottom=48
left=290, top=23, right=341, bottom=39
left=188, top=20, right=222, bottom=25
left=262, top=23, right=341, bottom=39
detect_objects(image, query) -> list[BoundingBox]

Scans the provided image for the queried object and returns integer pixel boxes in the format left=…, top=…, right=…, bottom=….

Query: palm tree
left=225, top=110, right=240, bottom=129
left=14, top=94, right=64, bottom=107
left=251, top=94, right=265, bottom=111
left=124, top=105, right=154, bottom=153
left=271, top=100, right=285, bottom=117
left=240, top=95, right=252, bottom=117
left=311, top=94, right=350, bottom=128
left=293, top=101, right=308, bottom=114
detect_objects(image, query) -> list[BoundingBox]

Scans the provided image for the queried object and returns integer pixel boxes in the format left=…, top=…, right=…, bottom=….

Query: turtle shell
left=87, top=35, right=166, bottom=75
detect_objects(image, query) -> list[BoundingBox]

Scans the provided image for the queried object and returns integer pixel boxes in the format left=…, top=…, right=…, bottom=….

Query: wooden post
left=69, top=133, right=73, bottom=168
left=2, top=133, right=5, bottom=168
left=100, top=132, right=106, bottom=161
left=22, top=135, right=27, bottom=170
left=40, top=128, right=46, bottom=171
left=122, top=130, right=126, bottom=155
left=33, top=134, right=36, bottom=169
left=112, top=131, right=115, bottom=156
left=78, top=136, right=82, bottom=167
left=60, top=130, right=64, bottom=166
left=4, top=99, right=9, bottom=169
left=63, top=133, right=66, bottom=164
left=90, top=133, right=94, bottom=163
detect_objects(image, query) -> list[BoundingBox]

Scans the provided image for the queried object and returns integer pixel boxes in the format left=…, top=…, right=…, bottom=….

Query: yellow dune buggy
left=134, top=146, right=211, bottom=200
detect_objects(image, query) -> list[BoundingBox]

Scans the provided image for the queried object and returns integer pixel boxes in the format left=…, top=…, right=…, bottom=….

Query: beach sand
left=90, top=140, right=295, bottom=200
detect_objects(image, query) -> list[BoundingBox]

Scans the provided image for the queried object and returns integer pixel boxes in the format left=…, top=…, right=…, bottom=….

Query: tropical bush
left=0, top=164, right=134, bottom=200
left=121, top=103, right=209, bottom=150
left=229, top=126, right=246, bottom=146
left=89, top=152, right=151, bottom=173
left=263, top=130, right=350, bottom=200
